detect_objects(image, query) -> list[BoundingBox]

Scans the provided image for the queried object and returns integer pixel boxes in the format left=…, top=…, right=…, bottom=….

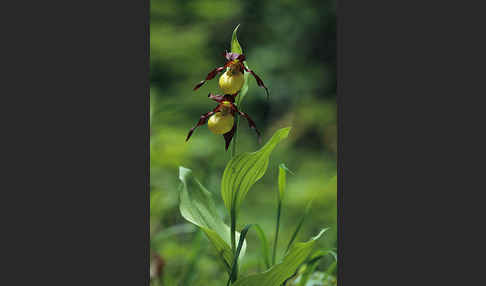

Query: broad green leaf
left=231, top=24, right=243, bottom=55
left=232, top=229, right=328, bottom=286
left=278, top=163, right=294, bottom=200
left=178, top=167, right=246, bottom=273
left=221, top=127, right=292, bottom=213
left=151, top=223, right=196, bottom=246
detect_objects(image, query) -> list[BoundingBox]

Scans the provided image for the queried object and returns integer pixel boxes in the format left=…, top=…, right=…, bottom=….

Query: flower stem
left=230, top=94, right=242, bottom=158
left=272, top=200, right=282, bottom=265
left=229, top=94, right=242, bottom=283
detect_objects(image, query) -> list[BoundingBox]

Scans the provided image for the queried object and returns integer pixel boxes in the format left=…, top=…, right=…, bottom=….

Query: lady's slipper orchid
left=193, top=52, right=269, bottom=98
left=186, top=93, right=260, bottom=150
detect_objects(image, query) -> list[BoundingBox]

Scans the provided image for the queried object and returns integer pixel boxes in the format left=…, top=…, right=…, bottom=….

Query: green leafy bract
left=231, top=24, right=250, bottom=104
left=221, top=127, right=291, bottom=213
left=178, top=167, right=246, bottom=273
left=231, top=24, right=243, bottom=55
left=232, top=229, right=328, bottom=286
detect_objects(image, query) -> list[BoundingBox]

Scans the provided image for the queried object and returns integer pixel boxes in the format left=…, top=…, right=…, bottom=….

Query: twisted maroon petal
left=231, top=104, right=261, bottom=143
left=208, top=93, right=225, bottom=103
left=244, top=66, right=269, bottom=99
left=193, top=65, right=227, bottom=91
left=186, top=111, right=215, bottom=141
left=238, top=110, right=261, bottom=142
left=208, top=93, right=237, bottom=104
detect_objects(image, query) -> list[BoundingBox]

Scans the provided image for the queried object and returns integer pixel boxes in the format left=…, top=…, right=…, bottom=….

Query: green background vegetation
left=150, top=0, right=336, bottom=284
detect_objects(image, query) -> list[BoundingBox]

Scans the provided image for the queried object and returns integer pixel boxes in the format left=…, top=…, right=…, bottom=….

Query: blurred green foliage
left=150, top=0, right=336, bottom=284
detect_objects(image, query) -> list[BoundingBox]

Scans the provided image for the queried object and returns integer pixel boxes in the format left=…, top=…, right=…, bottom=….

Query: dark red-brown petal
left=244, top=66, right=269, bottom=99
left=186, top=111, right=215, bottom=141
left=231, top=104, right=261, bottom=142
left=193, top=65, right=227, bottom=91
left=237, top=54, right=246, bottom=62
left=209, top=93, right=237, bottom=104
left=238, top=62, right=245, bottom=73
left=238, top=111, right=261, bottom=142
left=208, top=93, right=225, bottom=103
left=223, top=124, right=236, bottom=151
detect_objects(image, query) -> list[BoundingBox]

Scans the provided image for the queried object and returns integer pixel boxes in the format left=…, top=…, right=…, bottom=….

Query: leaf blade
left=221, top=127, right=292, bottom=212
left=232, top=229, right=328, bottom=286
left=178, top=167, right=246, bottom=273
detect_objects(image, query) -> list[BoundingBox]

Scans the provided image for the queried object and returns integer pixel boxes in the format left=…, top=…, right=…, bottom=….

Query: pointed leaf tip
left=312, top=228, right=329, bottom=241
left=179, top=166, right=192, bottom=181
left=231, top=24, right=243, bottom=55
left=279, top=163, right=295, bottom=175
left=278, top=163, right=294, bottom=200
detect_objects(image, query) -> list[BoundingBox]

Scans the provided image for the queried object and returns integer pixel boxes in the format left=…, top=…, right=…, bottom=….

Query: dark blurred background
left=150, top=0, right=336, bottom=284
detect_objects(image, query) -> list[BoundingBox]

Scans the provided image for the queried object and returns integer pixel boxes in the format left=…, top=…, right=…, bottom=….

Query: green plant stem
left=272, top=200, right=282, bottom=265
left=229, top=94, right=243, bottom=283
left=230, top=94, right=243, bottom=158
left=227, top=224, right=253, bottom=286
left=231, top=117, right=239, bottom=158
